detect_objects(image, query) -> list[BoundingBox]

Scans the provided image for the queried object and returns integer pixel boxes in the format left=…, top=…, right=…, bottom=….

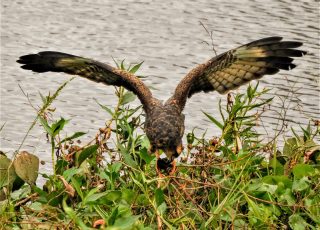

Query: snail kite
left=17, top=36, right=306, bottom=174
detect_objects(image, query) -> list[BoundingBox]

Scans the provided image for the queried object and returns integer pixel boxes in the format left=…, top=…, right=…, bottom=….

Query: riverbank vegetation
left=1, top=62, right=319, bottom=229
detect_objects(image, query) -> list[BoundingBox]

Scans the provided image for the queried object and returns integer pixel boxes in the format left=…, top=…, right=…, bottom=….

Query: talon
left=156, top=158, right=177, bottom=177
left=156, top=157, right=165, bottom=178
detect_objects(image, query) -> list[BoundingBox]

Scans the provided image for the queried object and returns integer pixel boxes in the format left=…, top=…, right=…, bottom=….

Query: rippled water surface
left=1, top=0, right=319, bottom=175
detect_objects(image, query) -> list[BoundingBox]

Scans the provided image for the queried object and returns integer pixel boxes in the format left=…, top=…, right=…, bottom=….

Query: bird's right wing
left=17, top=51, right=155, bottom=111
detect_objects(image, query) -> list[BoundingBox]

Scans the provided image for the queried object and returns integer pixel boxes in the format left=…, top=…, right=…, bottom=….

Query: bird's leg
left=168, top=143, right=183, bottom=175
left=154, top=149, right=165, bottom=178
left=176, top=143, right=184, bottom=156
left=169, top=160, right=176, bottom=176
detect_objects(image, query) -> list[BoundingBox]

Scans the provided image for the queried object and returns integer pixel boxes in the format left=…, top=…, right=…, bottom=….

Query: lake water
left=1, top=0, right=319, bottom=177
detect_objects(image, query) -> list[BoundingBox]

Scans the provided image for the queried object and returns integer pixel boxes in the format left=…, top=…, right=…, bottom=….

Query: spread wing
left=169, top=37, right=306, bottom=110
left=17, top=51, right=154, bottom=111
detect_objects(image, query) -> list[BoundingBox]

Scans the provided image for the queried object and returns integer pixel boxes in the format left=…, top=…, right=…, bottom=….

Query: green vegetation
left=0, top=62, right=319, bottom=229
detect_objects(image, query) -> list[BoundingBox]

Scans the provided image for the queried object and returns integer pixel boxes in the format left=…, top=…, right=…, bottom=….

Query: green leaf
left=129, top=61, right=144, bottom=74
left=202, top=111, right=223, bottom=130
left=71, top=177, right=83, bottom=199
left=63, top=168, right=83, bottom=182
left=75, top=144, right=98, bottom=167
left=59, top=132, right=87, bottom=144
left=262, top=175, right=292, bottom=191
left=94, top=98, right=114, bottom=116
left=122, top=188, right=136, bottom=204
left=111, top=162, right=122, bottom=173
left=292, top=164, right=315, bottom=179
left=112, top=56, right=120, bottom=68
left=63, top=198, right=90, bottom=230
left=118, top=144, right=138, bottom=168
left=51, top=118, right=69, bottom=136
left=13, top=151, right=39, bottom=185
left=288, top=214, right=309, bottom=230
left=283, top=137, right=300, bottom=156
left=269, top=157, right=284, bottom=175
left=0, top=154, right=17, bottom=188
left=108, top=215, right=140, bottom=230
left=39, top=117, right=53, bottom=136
left=85, top=190, right=109, bottom=204
left=121, top=91, right=136, bottom=105
left=292, top=177, right=310, bottom=192
left=139, top=148, right=154, bottom=164
left=108, top=207, right=119, bottom=226
left=120, top=59, right=126, bottom=70
left=157, top=202, right=167, bottom=215
left=155, top=188, right=165, bottom=207
left=105, top=191, right=122, bottom=202
left=243, top=193, right=263, bottom=220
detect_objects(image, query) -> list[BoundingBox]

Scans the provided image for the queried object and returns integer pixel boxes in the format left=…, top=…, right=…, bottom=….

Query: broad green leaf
left=105, top=191, right=122, bottom=202
left=292, top=177, right=310, bottom=192
left=292, top=164, right=315, bottom=179
left=139, top=148, right=154, bottom=164
left=269, top=157, right=284, bottom=175
left=122, top=188, right=136, bottom=204
left=13, top=151, right=39, bottom=185
left=155, top=188, right=165, bottom=207
left=51, top=118, right=69, bottom=136
left=283, top=137, right=300, bottom=156
left=288, top=214, right=309, bottom=230
left=111, top=162, right=122, bottom=173
left=0, top=154, right=17, bottom=188
left=262, top=175, right=292, bottom=193
left=108, top=215, right=141, bottom=230
left=85, top=190, right=109, bottom=204
left=63, top=168, right=83, bottom=182
left=75, top=144, right=98, bottom=167
left=157, top=202, right=167, bottom=215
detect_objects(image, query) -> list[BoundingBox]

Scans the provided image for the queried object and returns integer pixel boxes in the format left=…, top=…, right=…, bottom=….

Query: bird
left=17, top=36, right=305, bottom=175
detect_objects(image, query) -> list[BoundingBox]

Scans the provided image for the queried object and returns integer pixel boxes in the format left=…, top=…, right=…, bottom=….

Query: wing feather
left=169, top=37, right=306, bottom=110
left=17, top=51, right=154, bottom=111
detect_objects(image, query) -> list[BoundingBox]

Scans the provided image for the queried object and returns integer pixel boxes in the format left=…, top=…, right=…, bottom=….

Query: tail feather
left=17, top=52, right=79, bottom=73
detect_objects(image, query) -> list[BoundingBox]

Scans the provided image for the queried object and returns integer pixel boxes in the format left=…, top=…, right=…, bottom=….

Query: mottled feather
left=169, top=37, right=306, bottom=110
left=17, top=51, right=154, bottom=111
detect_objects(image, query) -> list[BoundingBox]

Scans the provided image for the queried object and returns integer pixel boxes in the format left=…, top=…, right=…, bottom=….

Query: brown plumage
left=17, top=36, right=306, bottom=164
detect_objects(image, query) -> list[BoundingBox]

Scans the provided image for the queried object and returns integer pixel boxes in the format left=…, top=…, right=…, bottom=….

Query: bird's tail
left=17, top=51, right=80, bottom=73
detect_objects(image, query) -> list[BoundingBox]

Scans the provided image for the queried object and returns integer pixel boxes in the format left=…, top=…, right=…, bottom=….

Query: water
left=1, top=0, right=319, bottom=177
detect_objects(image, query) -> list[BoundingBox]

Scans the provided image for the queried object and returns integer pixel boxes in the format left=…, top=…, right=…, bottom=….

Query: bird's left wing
left=168, top=37, right=306, bottom=111
left=17, top=51, right=154, bottom=111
